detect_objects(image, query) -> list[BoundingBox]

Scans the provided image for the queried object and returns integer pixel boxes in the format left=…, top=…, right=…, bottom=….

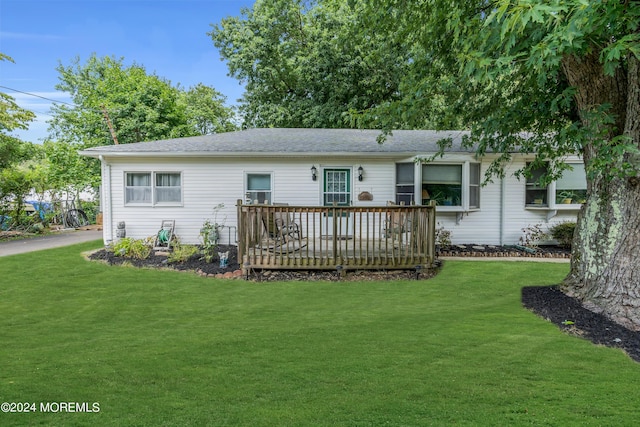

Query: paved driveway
left=0, top=229, right=103, bottom=257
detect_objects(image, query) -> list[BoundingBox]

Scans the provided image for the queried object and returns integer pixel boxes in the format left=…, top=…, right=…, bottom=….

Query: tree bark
left=561, top=53, right=640, bottom=331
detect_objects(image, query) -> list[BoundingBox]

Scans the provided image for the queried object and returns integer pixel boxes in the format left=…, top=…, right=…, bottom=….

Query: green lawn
left=1, top=241, right=639, bottom=426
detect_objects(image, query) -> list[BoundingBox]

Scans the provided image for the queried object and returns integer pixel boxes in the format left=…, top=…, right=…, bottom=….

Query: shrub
left=167, top=240, right=200, bottom=263
left=200, top=203, right=226, bottom=263
left=519, top=223, right=547, bottom=249
left=549, top=221, right=576, bottom=248
left=435, top=223, right=452, bottom=247
left=112, top=237, right=153, bottom=259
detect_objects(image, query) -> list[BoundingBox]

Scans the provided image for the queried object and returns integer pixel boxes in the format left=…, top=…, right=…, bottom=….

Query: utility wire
left=0, top=84, right=121, bottom=114
left=0, top=85, right=77, bottom=108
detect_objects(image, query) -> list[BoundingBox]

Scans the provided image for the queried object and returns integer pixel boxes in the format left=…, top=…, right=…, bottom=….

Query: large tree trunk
left=561, top=53, right=640, bottom=331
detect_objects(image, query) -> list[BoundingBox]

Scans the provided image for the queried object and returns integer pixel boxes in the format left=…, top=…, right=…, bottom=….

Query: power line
left=0, top=85, right=78, bottom=108
left=0, top=85, right=121, bottom=114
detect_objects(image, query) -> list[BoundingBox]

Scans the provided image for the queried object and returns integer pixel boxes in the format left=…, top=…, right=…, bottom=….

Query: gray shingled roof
left=79, top=128, right=473, bottom=158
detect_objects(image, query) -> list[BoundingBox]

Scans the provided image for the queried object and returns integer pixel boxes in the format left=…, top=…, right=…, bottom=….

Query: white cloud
left=0, top=31, right=64, bottom=41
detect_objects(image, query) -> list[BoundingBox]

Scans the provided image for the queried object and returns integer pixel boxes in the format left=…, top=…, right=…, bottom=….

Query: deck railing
left=236, top=200, right=436, bottom=271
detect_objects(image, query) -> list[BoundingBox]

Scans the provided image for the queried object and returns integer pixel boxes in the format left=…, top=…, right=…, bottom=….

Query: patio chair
left=383, top=202, right=409, bottom=248
left=260, top=204, right=305, bottom=251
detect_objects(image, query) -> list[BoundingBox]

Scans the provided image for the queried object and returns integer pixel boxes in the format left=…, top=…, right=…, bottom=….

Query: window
left=469, top=163, right=481, bottom=209
left=420, top=162, right=481, bottom=210
left=125, top=172, right=182, bottom=205
left=422, top=164, right=462, bottom=206
left=126, top=173, right=152, bottom=204
left=396, top=163, right=415, bottom=205
left=155, top=173, right=181, bottom=203
left=324, top=169, right=351, bottom=206
left=246, top=173, right=272, bottom=204
left=556, top=165, right=587, bottom=204
left=525, top=164, right=548, bottom=206
left=525, top=162, right=587, bottom=207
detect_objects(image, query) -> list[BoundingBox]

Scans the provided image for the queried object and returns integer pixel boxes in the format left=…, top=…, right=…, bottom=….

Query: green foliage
left=112, top=237, right=153, bottom=259
left=41, top=140, right=99, bottom=194
left=435, top=223, right=452, bottom=247
left=550, top=221, right=576, bottom=248
left=200, top=203, right=226, bottom=263
left=47, top=54, right=236, bottom=190
left=50, top=54, right=237, bottom=148
left=519, top=223, right=547, bottom=249
left=354, top=0, right=640, bottom=183
left=1, top=54, right=36, bottom=172
left=180, top=83, right=238, bottom=134
left=167, top=239, right=200, bottom=264
left=0, top=162, right=43, bottom=230
left=209, top=0, right=407, bottom=128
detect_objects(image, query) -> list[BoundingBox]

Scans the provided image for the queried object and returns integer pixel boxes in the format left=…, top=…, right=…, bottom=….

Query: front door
left=322, top=168, right=352, bottom=237
left=323, top=168, right=351, bottom=206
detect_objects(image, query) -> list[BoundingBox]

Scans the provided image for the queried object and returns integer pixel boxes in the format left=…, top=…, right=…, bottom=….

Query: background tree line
left=0, top=53, right=237, bottom=231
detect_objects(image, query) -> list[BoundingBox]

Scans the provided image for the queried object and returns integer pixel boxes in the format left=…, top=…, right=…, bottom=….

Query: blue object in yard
left=25, top=200, right=53, bottom=220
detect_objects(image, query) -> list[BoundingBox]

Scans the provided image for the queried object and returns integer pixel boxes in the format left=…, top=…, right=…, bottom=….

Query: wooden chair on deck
left=260, top=204, right=305, bottom=251
left=383, top=202, right=409, bottom=248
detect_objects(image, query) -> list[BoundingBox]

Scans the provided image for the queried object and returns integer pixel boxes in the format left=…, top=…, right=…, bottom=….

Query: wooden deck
left=236, top=201, right=436, bottom=271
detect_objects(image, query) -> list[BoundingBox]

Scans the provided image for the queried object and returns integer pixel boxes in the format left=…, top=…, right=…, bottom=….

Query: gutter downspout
left=500, top=176, right=506, bottom=246
left=99, top=155, right=112, bottom=245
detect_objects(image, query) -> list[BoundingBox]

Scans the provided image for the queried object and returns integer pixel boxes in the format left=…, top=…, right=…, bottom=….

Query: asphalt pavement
left=0, top=229, right=103, bottom=257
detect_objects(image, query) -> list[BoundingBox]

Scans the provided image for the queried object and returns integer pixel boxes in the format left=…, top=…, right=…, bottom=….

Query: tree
left=50, top=55, right=188, bottom=147
left=0, top=54, right=36, bottom=171
left=47, top=55, right=237, bottom=191
left=358, top=1, right=640, bottom=330
left=180, top=83, right=238, bottom=134
left=49, top=55, right=237, bottom=147
left=209, top=0, right=408, bottom=128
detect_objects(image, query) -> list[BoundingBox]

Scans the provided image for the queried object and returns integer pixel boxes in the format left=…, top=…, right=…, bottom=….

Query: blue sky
left=0, top=0, right=254, bottom=143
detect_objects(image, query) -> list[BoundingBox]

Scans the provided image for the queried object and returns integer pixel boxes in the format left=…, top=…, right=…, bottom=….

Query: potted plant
left=558, top=190, right=574, bottom=204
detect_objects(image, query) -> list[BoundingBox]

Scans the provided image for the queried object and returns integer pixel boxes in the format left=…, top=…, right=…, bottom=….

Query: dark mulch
left=522, top=286, right=640, bottom=362
left=88, top=245, right=437, bottom=281
left=89, top=245, right=241, bottom=275
left=438, top=244, right=571, bottom=258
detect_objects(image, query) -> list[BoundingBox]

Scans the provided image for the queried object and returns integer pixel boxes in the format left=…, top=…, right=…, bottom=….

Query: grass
left=1, top=241, right=639, bottom=426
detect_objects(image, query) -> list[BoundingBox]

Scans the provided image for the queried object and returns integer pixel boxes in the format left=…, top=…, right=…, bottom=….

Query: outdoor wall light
left=358, top=166, right=364, bottom=181
left=311, top=165, right=317, bottom=181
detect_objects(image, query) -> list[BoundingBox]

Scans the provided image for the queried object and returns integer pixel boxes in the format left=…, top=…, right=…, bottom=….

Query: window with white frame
left=525, top=162, right=587, bottom=207
left=421, top=162, right=481, bottom=209
left=555, top=165, right=587, bottom=204
left=396, top=163, right=415, bottom=205
left=245, top=173, right=272, bottom=204
left=155, top=173, right=182, bottom=204
left=125, top=172, right=182, bottom=205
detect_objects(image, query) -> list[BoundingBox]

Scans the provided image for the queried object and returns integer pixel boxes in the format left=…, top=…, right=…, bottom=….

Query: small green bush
left=549, top=221, right=576, bottom=248
left=112, top=237, right=153, bottom=259
left=167, top=240, right=200, bottom=263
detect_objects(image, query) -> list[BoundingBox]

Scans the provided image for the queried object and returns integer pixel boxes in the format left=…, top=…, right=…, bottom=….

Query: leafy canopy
left=0, top=53, right=36, bottom=171
left=49, top=54, right=237, bottom=148
left=210, top=0, right=408, bottom=128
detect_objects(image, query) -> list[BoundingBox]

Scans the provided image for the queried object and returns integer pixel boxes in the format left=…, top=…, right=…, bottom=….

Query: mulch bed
left=522, top=286, right=640, bottom=362
left=438, top=243, right=571, bottom=258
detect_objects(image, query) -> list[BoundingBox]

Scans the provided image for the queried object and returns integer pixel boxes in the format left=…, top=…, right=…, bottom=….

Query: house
left=80, top=128, right=585, bottom=247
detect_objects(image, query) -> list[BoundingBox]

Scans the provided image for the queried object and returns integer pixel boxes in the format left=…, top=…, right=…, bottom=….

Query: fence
left=236, top=200, right=436, bottom=271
